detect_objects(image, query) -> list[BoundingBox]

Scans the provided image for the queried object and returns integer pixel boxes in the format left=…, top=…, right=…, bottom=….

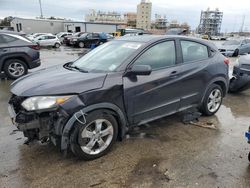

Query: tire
left=79, top=42, right=85, bottom=48
left=54, top=43, right=60, bottom=48
left=3, top=59, right=28, bottom=79
left=248, top=152, right=250, bottom=162
left=70, top=110, right=118, bottom=160
left=200, top=84, right=223, bottom=116
left=233, top=49, right=239, bottom=57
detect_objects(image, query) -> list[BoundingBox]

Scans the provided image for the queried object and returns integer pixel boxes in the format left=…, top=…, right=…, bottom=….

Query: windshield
left=72, top=41, right=143, bottom=73
left=73, top=32, right=80, bottom=36
left=223, top=40, right=241, bottom=45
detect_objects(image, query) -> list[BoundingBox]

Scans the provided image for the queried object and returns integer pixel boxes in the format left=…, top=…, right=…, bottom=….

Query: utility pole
left=240, top=14, right=245, bottom=33
left=39, top=0, right=43, bottom=18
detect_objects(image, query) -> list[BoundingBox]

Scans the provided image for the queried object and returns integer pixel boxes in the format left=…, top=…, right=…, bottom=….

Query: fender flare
left=0, top=53, right=30, bottom=70
left=61, top=102, right=128, bottom=151
left=201, top=76, right=229, bottom=104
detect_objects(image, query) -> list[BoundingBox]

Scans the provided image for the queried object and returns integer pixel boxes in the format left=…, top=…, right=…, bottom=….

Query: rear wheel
left=200, top=84, right=223, bottom=116
left=79, top=42, right=85, bottom=48
left=3, top=59, right=28, bottom=79
left=70, top=110, right=118, bottom=160
left=54, top=43, right=60, bottom=48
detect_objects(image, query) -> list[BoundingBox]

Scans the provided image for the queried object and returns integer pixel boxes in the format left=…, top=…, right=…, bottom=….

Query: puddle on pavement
left=126, top=123, right=160, bottom=140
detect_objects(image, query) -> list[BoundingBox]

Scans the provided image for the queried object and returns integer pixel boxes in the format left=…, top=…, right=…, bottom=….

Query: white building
left=85, top=9, right=125, bottom=24
left=10, top=17, right=120, bottom=34
left=64, top=21, right=119, bottom=33
left=136, top=0, right=152, bottom=30
left=11, top=17, right=64, bottom=34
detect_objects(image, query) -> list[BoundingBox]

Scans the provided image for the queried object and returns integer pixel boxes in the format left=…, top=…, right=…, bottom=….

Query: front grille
left=9, top=95, right=26, bottom=114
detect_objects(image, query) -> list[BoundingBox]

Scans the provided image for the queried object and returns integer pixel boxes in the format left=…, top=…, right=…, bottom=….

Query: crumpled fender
left=60, top=102, right=128, bottom=151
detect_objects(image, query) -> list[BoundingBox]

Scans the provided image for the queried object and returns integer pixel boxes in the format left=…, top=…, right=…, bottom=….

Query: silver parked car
left=218, top=38, right=250, bottom=57
left=33, top=34, right=61, bottom=48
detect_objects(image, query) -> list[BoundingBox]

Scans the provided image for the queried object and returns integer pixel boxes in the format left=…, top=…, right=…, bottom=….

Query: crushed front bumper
left=8, top=95, right=74, bottom=145
left=8, top=94, right=85, bottom=146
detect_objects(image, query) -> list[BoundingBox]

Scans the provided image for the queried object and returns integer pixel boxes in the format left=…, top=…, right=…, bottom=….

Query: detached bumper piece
left=229, top=66, right=250, bottom=93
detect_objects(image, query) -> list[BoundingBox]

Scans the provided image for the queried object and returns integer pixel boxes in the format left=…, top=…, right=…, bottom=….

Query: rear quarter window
left=181, top=40, right=209, bottom=63
left=48, top=36, right=56, bottom=39
left=2, top=35, right=18, bottom=43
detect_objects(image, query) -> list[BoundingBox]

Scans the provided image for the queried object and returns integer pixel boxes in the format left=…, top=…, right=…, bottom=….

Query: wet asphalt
left=0, top=45, right=250, bottom=188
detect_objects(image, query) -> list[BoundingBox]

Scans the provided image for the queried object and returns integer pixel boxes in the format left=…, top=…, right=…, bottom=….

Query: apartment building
left=136, top=0, right=152, bottom=30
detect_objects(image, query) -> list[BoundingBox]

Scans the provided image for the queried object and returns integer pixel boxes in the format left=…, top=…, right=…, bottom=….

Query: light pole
left=39, top=0, right=43, bottom=18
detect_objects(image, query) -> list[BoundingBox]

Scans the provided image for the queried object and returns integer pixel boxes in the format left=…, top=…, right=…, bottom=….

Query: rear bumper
left=29, top=59, right=41, bottom=69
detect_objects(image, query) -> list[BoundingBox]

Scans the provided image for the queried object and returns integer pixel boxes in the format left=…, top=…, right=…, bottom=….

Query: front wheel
left=70, top=110, right=118, bottom=160
left=79, top=42, right=85, bottom=48
left=200, top=84, right=223, bottom=116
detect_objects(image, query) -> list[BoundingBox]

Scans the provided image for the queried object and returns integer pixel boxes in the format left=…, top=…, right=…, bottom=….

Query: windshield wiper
left=64, top=63, right=88, bottom=73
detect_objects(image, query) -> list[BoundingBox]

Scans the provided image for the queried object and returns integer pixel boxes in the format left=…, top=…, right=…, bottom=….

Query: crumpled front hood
left=10, top=65, right=107, bottom=96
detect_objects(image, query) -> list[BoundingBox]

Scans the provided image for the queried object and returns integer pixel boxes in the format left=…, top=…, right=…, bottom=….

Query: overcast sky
left=0, top=0, right=249, bottom=32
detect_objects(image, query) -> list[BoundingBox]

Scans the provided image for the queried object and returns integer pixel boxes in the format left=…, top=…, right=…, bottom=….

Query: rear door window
left=133, top=41, right=176, bottom=70
left=181, top=40, right=209, bottom=63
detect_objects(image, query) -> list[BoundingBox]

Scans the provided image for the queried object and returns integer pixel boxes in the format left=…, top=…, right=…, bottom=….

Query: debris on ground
left=180, top=108, right=217, bottom=130
left=189, top=121, right=217, bottom=130
left=181, top=110, right=201, bottom=124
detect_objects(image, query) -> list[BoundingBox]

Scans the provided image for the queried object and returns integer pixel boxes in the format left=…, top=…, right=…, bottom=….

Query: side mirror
left=126, top=65, right=152, bottom=76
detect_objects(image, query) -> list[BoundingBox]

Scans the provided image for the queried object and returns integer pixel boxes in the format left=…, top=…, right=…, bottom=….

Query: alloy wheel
left=207, top=89, right=222, bottom=113
left=8, top=62, right=25, bottom=77
left=79, top=119, right=114, bottom=155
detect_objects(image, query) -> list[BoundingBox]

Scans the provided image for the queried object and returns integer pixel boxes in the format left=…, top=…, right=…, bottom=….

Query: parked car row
left=63, top=32, right=114, bottom=48
left=218, top=38, right=250, bottom=57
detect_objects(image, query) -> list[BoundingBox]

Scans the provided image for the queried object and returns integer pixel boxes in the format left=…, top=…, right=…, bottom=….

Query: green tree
left=0, top=16, right=13, bottom=26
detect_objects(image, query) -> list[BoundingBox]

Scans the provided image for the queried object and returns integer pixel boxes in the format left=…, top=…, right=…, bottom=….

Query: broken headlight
left=21, top=96, right=73, bottom=111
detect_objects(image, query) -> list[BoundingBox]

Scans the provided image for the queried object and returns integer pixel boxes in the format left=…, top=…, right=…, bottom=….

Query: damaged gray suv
left=8, top=36, right=229, bottom=160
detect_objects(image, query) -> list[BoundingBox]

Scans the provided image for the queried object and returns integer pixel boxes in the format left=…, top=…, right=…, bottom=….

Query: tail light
left=224, top=58, right=230, bottom=65
left=29, top=45, right=40, bottom=50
